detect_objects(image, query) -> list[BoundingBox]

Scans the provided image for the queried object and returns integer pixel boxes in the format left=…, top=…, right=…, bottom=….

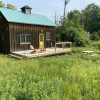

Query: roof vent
left=21, top=5, right=32, bottom=14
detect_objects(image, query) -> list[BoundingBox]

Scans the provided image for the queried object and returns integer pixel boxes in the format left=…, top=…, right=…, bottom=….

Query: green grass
left=0, top=45, right=100, bottom=100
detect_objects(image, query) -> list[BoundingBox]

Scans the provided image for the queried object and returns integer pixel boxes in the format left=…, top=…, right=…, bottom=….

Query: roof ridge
left=18, top=11, right=48, bottom=18
left=0, top=7, right=48, bottom=18
left=0, top=7, right=56, bottom=27
left=0, top=8, right=46, bottom=17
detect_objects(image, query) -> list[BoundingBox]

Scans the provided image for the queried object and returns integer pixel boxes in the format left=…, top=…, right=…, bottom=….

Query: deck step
left=9, top=54, right=22, bottom=59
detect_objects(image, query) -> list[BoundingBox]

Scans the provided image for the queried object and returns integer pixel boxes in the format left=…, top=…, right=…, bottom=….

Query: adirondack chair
left=40, top=45, right=46, bottom=52
left=30, top=45, right=38, bottom=53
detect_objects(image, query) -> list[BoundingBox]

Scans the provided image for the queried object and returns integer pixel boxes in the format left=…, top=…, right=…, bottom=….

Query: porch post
left=55, top=41, right=56, bottom=52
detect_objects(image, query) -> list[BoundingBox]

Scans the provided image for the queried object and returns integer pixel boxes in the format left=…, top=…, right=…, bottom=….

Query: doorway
left=39, top=34, right=44, bottom=48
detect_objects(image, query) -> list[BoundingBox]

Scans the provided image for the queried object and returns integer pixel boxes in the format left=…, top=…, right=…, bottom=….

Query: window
left=40, top=35, right=43, bottom=41
left=26, top=35, right=31, bottom=42
left=20, top=34, right=31, bottom=44
left=21, top=35, right=25, bottom=43
left=26, top=9, right=30, bottom=14
left=46, top=32, right=50, bottom=41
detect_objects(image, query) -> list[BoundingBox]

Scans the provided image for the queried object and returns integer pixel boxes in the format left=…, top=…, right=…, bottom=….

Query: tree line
left=0, top=1, right=16, bottom=10
left=56, top=3, right=100, bottom=46
left=0, top=1, right=100, bottom=46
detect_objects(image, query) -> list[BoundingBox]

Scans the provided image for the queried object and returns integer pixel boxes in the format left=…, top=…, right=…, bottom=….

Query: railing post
left=55, top=41, right=56, bottom=52
left=62, top=44, right=64, bottom=51
left=70, top=43, right=72, bottom=48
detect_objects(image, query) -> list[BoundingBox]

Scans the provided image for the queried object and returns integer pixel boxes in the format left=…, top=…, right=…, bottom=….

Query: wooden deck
left=11, top=47, right=72, bottom=58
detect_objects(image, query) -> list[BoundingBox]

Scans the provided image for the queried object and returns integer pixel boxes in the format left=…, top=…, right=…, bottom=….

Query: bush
left=56, top=26, right=91, bottom=46
left=91, top=32, right=100, bottom=41
left=92, top=41, right=100, bottom=49
left=66, top=27, right=91, bottom=46
left=98, top=30, right=100, bottom=37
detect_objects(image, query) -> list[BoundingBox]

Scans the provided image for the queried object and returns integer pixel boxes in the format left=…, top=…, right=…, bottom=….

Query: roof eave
left=8, top=21, right=57, bottom=27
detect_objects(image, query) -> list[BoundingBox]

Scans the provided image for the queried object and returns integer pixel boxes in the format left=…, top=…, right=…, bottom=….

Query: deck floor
left=12, top=47, right=71, bottom=58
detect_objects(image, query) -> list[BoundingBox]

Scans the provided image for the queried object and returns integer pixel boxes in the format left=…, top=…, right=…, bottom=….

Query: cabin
left=0, top=5, right=56, bottom=54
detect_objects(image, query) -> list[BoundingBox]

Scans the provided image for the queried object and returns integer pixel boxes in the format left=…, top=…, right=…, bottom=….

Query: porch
left=10, top=42, right=72, bottom=59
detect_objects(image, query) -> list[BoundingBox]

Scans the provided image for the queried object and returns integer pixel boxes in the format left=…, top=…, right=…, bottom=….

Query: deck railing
left=55, top=42, right=72, bottom=52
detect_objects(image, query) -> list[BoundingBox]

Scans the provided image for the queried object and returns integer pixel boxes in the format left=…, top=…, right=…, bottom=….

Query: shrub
left=98, top=30, right=100, bottom=37
left=92, top=41, right=100, bottom=49
left=91, top=32, right=100, bottom=41
left=56, top=26, right=91, bottom=46
left=66, top=27, right=91, bottom=46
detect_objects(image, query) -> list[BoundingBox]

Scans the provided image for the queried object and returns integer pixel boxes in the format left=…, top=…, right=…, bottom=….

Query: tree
left=63, top=0, right=69, bottom=24
left=0, top=1, right=5, bottom=8
left=67, top=10, right=81, bottom=28
left=56, top=9, right=91, bottom=46
left=56, top=24, right=91, bottom=46
left=91, top=32, right=100, bottom=41
left=66, top=27, right=90, bottom=46
left=63, top=0, right=69, bottom=18
left=6, top=4, right=17, bottom=10
left=0, top=1, right=17, bottom=10
left=54, top=10, right=59, bottom=25
left=82, top=3, right=100, bottom=33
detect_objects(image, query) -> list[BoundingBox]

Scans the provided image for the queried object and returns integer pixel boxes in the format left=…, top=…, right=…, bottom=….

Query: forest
left=0, top=1, right=100, bottom=47
left=56, top=3, right=100, bottom=46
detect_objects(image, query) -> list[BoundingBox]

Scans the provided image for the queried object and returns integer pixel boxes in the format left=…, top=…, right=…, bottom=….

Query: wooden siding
left=9, top=23, right=56, bottom=53
left=0, top=12, right=10, bottom=53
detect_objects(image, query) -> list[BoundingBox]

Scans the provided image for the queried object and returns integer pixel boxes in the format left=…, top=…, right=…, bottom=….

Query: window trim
left=20, top=34, right=31, bottom=44
left=26, top=9, right=31, bottom=14
left=46, top=32, right=51, bottom=41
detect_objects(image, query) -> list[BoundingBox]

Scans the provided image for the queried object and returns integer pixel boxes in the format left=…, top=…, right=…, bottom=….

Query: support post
left=55, top=41, right=56, bottom=52
left=70, top=43, right=72, bottom=48
left=62, top=44, right=64, bottom=51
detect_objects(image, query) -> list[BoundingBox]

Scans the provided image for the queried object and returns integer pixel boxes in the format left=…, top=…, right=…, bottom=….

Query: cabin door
left=39, top=34, right=44, bottom=48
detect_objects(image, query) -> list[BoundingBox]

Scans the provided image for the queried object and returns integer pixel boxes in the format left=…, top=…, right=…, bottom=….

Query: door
left=39, top=34, right=44, bottom=48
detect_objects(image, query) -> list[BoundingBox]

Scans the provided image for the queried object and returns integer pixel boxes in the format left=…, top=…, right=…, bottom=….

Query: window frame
left=26, top=9, right=31, bottom=14
left=20, top=34, right=31, bottom=44
left=46, top=32, right=51, bottom=41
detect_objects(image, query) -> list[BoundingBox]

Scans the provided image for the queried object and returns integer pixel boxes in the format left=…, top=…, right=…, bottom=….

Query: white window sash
left=20, top=34, right=31, bottom=44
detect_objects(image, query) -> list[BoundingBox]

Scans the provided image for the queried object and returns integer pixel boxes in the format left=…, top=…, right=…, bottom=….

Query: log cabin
left=0, top=5, right=56, bottom=53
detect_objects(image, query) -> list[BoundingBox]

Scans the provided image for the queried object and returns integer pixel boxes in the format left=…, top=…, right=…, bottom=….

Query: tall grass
left=0, top=45, right=100, bottom=99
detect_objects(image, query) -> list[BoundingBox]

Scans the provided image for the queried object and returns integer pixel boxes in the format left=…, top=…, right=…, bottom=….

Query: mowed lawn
left=0, top=47, right=100, bottom=100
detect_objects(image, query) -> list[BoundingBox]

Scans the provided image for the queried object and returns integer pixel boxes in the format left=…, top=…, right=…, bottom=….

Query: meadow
left=0, top=43, right=100, bottom=100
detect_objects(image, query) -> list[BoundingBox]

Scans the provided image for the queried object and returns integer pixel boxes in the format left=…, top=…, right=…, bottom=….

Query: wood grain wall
left=0, top=12, right=10, bottom=53
left=9, top=23, right=56, bottom=53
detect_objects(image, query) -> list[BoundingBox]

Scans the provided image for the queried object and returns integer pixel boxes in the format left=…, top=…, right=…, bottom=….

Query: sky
left=2, top=0, right=100, bottom=22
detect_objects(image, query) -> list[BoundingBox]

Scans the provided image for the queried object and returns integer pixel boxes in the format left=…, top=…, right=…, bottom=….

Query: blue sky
left=2, top=0, right=100, bottom=22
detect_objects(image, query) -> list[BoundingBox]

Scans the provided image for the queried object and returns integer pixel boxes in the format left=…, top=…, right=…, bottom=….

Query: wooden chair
left=40, top=45, right=46, bottom=52
left=30, top=45, right=38, bottom=53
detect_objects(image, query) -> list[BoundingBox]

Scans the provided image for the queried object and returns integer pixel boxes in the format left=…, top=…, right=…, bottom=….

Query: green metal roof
left=0, top=8, right=56, bottom=27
